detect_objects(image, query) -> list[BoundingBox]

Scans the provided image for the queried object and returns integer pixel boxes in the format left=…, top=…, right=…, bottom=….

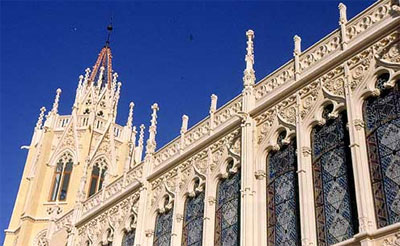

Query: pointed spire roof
left=88, top=24, right=113, bottom=89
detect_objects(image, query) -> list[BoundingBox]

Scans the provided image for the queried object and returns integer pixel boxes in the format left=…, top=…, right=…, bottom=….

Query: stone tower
left=4, top=41, right=147, bottom=246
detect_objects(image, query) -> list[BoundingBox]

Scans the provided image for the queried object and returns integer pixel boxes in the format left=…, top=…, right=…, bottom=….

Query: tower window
left=49, top=152, right=73, bottom=202
left=88, top=158, right=108, bottom=197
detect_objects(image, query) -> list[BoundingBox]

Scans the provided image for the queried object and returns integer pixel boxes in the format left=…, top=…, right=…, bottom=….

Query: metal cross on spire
left=105, top=18, right=113, bottom=47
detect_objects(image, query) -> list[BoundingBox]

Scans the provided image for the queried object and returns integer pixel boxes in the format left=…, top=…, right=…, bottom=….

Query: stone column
left=343, top=63, right=376, bottom=234
left=295, top=94, right=317, bottom=246
left=240, top=29, right=256, bottom=246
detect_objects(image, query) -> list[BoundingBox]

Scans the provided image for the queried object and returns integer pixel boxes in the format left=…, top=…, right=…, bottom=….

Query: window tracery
left=49, top=152, right=73, bottom=201
left=266, top=132, right=300, bottom=246
left=182, top=179, right=205, bottom=246
left=88, top=157, right=108, bottom=197
left=153, top=205, right=174, bottom=246
left=214, top=160, right=240, bottom=246
left=363, top=74, right=400, bottom=227
left=311, top=105, right=358, bottom=246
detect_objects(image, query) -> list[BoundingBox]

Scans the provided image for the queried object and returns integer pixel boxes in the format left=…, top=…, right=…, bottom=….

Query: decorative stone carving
left=255, top=170, right=266, bottom=180
left=302, top=147, right=311, bottom=157
left=353, top=119, right=365, bottom=131
left=383, top=233, right=400, bottom=246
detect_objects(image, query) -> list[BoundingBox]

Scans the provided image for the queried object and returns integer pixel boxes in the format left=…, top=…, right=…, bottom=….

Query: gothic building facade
left=4, top=1, right=400, bottom=246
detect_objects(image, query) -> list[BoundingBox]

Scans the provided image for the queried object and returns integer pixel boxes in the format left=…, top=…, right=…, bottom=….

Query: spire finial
left=338, top=3, right=347, bottom=24
left=146, top=103, right=159, bottom=154
left=210, top=94, right=218, bottom=114
left=243, top=29, right=256, bottom=87
left=35, top=107, right=46, bottom=130
left=181, top=115, right=189, bottom=134
left=139, top=124, right=145, bottom=148
left=293, top=35, right=302, bottom=55
left=126, top=102, right=135, bottom=128
left=51, top=88, right=62, bottom=114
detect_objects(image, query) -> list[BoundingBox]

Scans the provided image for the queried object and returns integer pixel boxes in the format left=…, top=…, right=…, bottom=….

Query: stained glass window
left=154, top=208, right=173, bottom=246
left=49, top=152, right=73, bottom=201
left=88, top=158, right=108, bottom=197
left=266, top=133, right=300, bottom=246
left=363, top=74, right=400, bottom=227
left=311, top=105, right=358, bottom=246
left=215, top=161, right=240, bottom=246
left=122, top=230, right=135, bottom=246
left=182, top=190, right=205, bottom=246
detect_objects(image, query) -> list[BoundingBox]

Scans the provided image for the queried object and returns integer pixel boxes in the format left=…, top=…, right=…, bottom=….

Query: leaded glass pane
left=154, top=209, right=173, bottom=246
left=182, top=192, right=205, bottom=246
left=122, top=230, right=135, bottom=246
left=364, top=79, right=400, bottom=227
left=215, top=169, right=240, bottom=246
left=311, top=109, right=358, bottom=246
left=266, top=139, right=300, bottom=246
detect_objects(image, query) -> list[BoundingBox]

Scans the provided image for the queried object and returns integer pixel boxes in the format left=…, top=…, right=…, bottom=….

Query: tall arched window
left=311, top=105, right=358, bottom=246
left=266, top=132, right=300, bottom=246
left=363, top=74, right=400, bottom=227
left=122, top=229, right=135, bottom=246
left=49, top=152, right=73, bottom=201
left=88, top=158, right=108, bottom=197
left=153, top=205, right=174, bottom=246
left=214, top=160, right=240, bottom=246
left=182, top=180, right=205, bottom=246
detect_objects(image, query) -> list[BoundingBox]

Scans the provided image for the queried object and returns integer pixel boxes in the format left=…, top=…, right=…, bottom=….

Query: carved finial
left=78, top=75, right=84, bottom=88
left=84, top=68, right=91, bottom=86
left=35, top=107, right=46, bottom=130
left=112, top=73, right=118, bottom=89
left=210, top=94, right=218, bottom=114
left=139, top=124, right=145, bottom=148
left=126, top=102, right=135, bottom=128
left=146, top=103, right=159, bottom=154
left=294, top=35, right=302, bottom=55
left=181, top=115, right=189, bottom=134
left=338, top=3, right=347, bottom=24
left=51, top=88, right=62, bottom=114
left=243, top=29, right=255, bottom=87
left=97, top=66, right=105, bottom=89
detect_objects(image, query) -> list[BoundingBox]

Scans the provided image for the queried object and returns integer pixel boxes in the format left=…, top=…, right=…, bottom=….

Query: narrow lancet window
left=266, top=132, right=300, bottom=246
left=182, top=179, right=205, bottom=246
left=49, top=152, right=73, bottom=201
left=311, top=105, right=358, bottom=246
left=214, top=160, right=240, bottom=246
left=363, top=74, right=400, bottom=227
left=88, top=158, right=108, bottom=197
left=153, top=203, right=174, bottom=246
left=122, top=229, right=135, bottom=246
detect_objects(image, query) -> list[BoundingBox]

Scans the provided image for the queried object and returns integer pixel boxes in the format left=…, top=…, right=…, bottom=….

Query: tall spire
left=88, top=24, right=113, bottom=90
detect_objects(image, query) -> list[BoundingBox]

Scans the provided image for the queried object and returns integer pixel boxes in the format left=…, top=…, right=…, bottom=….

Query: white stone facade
left=4, top=1, right=400, bottom=246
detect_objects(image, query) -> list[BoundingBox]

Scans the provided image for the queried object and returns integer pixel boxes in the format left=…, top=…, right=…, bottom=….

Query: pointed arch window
left=122, top=229, right=135, bottom=246
left=215, top=160, right=240, bottom=246
left=182, top=179, right=205, bottom=246
left=88, top=158, right=108, bottom=197
left=311, top=105, right=358, bottom=246
left=153, top=205, right=174, bottom=246
left=363, top=74, right=400, bottom=227
left=49, top=152, right=73, bottom=201
left=266, top=132, right=300, bottom=246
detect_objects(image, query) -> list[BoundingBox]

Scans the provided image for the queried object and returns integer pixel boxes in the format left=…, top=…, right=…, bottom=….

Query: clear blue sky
left=1, top=0, right=373, bottom=243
